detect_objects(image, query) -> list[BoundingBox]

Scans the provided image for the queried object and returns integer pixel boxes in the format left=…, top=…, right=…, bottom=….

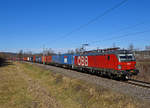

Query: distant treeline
left=134, top=50, right=150, bottom=57
left=1, top=49, right=150, bottom=60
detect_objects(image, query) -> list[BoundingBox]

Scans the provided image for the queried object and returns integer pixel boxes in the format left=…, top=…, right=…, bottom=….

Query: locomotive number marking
left=77, top=56, right=88, bottom=66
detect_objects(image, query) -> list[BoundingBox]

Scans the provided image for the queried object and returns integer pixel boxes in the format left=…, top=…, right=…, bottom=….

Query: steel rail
left=125, top=79, right=150, bottom=89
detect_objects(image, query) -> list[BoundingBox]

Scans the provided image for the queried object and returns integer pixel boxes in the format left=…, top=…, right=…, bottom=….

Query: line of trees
left=11, top=44, right=150, bottom=58
left=17, top=48, right=56, bottom=58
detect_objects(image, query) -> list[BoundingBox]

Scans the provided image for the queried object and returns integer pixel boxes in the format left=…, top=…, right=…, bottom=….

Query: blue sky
left=0, top=0, right=150, bottom=53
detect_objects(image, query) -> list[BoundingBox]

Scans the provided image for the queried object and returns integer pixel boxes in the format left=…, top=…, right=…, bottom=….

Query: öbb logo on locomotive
left=77, top=56, right=88, bottom=66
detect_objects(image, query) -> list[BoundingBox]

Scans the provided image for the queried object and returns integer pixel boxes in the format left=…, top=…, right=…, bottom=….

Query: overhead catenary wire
left=50, top=0, right=128, bottom=45
left=10, top=29, right=150, bottom=54
left=69, top=28, right=150, bottom=51
left=104, top=21, right=146, bottom=36
left=88, top=29, right=150, bottom=45
left=39, top=28, right=150, bottom=53
left=71, top=21, right=148, bottom=45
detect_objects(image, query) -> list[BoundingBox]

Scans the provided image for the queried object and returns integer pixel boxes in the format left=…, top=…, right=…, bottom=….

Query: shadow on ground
left=0, top=58, right=13, bottom=67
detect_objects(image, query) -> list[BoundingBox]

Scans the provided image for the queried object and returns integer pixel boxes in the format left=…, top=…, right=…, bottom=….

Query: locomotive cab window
left=118, top=54, right=135, bottom=62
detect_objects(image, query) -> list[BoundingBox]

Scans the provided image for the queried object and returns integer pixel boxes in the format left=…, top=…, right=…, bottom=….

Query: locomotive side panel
left=74, top=54, right=118, bottom=70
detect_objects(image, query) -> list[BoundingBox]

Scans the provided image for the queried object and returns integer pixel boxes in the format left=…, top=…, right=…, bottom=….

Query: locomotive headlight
left=118, top=65, right=122, bottom=69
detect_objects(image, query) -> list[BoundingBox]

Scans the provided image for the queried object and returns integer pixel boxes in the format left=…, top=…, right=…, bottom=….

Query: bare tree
left=58, top=52, right=61, bottom=55
left=75, top=48, right=80, bottom=54
left=75, top=47, right=87, bottom=54
left=67, top=49, right=74, bottom=54
left=70, top=49, right=74, bottom=54
left=128, top=43, right=134, bottom=51
left=25, top=51, right=32, bottom=56
left=18, top=50, right=23, bottom=58
left=145, top=45, right=150, bottom=51
left=46, top=48, right=55, bottom=55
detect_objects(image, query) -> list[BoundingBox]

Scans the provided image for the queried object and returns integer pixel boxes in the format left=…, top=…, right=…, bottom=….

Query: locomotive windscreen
left=118, top=54, right=135, bottom=62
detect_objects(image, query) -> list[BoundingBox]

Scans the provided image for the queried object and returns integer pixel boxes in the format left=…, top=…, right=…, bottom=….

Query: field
left=0, top=61, right=149, bottom=108
left=133, top=58, right=150, bottom=82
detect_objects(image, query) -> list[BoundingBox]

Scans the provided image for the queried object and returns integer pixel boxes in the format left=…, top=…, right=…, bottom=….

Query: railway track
left=28, top=62, right=150, bottom=90
left=126, top=79, right=150, bottom=89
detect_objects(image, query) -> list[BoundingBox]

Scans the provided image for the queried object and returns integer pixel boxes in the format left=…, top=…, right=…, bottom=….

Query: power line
left=71, top=21, right=147, bottom=46
left=50, top=0, right=128, bottom=45
left=106, top=22, right=146, bottom=35
left=89, top=29, right=150, bottom=44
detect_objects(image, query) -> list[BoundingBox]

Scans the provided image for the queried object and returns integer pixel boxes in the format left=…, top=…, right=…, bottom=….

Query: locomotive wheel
left=110, top=74, right=114, bottom=79
left=121, top=75, right=129, bottom=81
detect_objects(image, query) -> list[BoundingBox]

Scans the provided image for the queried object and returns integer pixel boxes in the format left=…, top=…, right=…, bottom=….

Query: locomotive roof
left=78, top=50, right=133, bottom=56
left=58, top=49, right=133, bottom=56
left=54, top=48, right=133, bottom=56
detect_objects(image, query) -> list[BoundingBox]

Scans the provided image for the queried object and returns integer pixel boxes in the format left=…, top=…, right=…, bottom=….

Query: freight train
left=22, top=48, right=139, bottom=80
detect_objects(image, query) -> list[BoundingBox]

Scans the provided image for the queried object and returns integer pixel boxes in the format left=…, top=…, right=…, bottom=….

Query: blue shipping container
left=52, top=54, right=76, bottom=65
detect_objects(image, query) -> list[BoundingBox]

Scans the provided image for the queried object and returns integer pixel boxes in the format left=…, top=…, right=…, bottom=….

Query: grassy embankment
left=0, top=62, right=149, bottom=108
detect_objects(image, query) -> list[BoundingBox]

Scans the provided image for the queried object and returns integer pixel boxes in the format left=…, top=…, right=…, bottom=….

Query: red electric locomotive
left=74, top=48, right=139, bottom=79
